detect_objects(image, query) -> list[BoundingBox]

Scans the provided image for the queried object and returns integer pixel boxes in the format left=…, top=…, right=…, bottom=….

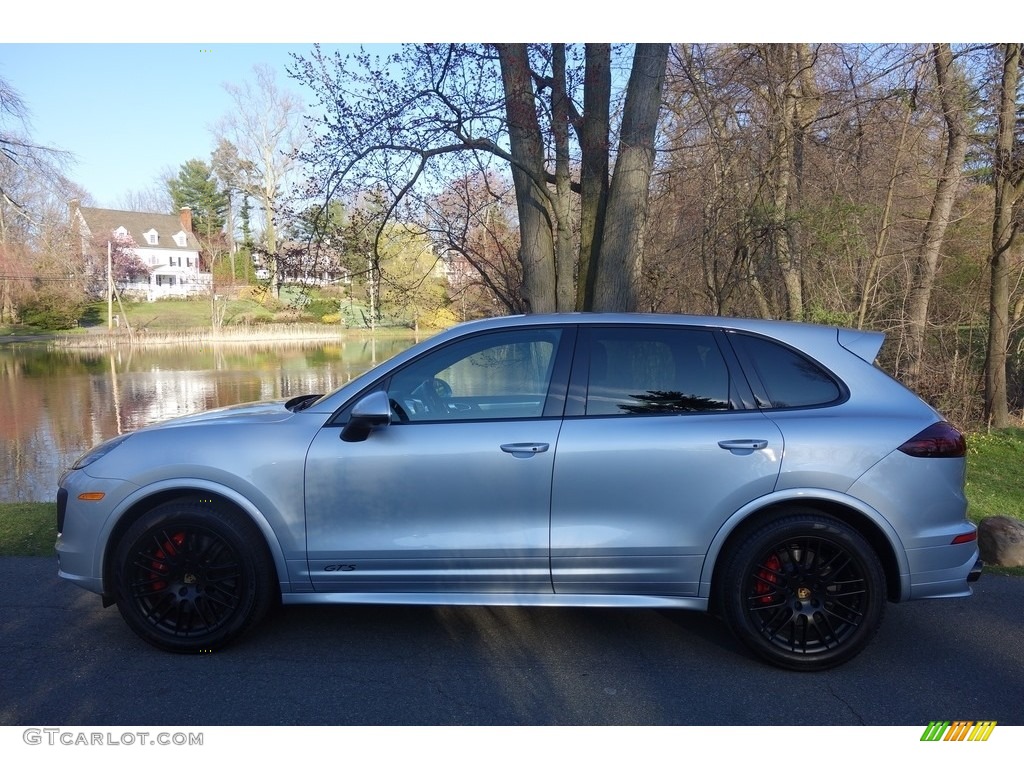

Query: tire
left=112, top=500, right=275, bottom=653
left=720, top=513, right=885, bottom=671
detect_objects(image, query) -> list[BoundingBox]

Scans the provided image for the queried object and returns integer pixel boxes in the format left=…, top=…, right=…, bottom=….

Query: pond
left=0, top=335, right=419, bottom=502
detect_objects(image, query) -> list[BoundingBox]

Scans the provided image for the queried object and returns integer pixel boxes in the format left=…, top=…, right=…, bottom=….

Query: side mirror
left=340, top=391, right=392, bottom=442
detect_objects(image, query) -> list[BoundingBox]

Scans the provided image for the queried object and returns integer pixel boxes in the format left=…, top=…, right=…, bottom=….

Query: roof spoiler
left=837, top=328, right=885, bottom=364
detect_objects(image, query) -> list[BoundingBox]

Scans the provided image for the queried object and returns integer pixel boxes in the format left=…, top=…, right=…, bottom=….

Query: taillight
left=898, top=422, right=966, bottom=458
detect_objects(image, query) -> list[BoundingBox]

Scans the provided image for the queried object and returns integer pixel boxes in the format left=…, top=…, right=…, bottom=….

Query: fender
left=697, top=487, right=911, bottom=601
left=98, top=477, right=305, bottom=596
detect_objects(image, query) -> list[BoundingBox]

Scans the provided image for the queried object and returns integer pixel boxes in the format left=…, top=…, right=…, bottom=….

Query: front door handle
left=718, top=439, right=769, bottom=452
left=500, top=442, right=550, bottom=458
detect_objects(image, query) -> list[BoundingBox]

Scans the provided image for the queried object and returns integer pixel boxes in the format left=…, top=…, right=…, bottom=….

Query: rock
left=978, top=516, right=1024, bottom=567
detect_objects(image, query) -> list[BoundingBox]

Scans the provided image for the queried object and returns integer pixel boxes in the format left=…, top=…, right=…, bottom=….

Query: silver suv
left=56, top=314, right=982, bottom=670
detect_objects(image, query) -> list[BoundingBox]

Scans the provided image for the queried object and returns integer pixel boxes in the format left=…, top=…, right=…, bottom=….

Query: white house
left=71, top=202, right=212, bottom=301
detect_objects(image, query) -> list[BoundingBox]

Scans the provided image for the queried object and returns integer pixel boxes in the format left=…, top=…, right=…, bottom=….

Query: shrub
left=20, top=289, right=87, bottom=330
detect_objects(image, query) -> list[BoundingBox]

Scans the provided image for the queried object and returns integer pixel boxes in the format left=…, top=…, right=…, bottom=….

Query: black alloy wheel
left=113, top=501, right=274, bottom=653
left=721, top=513, right=886, bottom=671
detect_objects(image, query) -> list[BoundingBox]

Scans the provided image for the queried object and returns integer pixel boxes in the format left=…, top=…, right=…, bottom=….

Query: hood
left=144, top=399, right=296, bottom=429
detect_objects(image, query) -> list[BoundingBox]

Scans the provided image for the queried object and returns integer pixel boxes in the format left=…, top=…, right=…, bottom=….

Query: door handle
left=718, top=439, right=769, bottom=452
left=500, top=442, right=550, bottom=458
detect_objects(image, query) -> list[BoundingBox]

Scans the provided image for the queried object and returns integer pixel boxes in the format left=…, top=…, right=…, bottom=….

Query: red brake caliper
left=755, top=554, right=781, bottom=604
left=150, top=532, right=186, bottom=592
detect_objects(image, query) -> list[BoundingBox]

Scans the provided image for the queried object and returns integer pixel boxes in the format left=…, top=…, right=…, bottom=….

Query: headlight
left=71, top=434, right=133, bottom=470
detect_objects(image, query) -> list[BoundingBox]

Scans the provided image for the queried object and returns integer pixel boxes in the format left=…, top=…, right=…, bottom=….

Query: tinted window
left=388, top=329, right=561, bottom=421
left=584, top=327, right=730, bottom=415
left=740, top=335, right=841, bottom=408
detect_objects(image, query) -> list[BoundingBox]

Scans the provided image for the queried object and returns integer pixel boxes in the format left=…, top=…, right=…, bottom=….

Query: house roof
left=76, top=206, right=201, bottom=252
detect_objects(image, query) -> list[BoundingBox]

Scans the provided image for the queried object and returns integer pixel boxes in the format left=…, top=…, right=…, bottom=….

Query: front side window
left=584, top=327, right=731, bottom=415
left=387, top=329, right=562, bottom=421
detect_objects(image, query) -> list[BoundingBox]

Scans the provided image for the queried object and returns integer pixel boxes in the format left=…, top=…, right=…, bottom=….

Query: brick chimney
left=179, top=206, right=193, bottom=232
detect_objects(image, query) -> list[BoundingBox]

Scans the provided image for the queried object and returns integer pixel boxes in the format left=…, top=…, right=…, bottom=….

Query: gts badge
left=324, top=564, right=357, bottom=572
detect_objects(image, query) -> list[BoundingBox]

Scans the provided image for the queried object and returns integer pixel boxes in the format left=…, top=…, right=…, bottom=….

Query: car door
left=304, top=326, right=572, bottom=593
left=550, top=324, right=783, bottom=596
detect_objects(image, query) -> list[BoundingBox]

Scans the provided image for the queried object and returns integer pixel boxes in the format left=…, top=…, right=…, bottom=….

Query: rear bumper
left=908, top=549, right=982, bottom=599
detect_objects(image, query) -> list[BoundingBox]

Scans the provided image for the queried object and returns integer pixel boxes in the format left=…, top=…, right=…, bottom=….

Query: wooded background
left=2, top=44, right=1023, bottom=428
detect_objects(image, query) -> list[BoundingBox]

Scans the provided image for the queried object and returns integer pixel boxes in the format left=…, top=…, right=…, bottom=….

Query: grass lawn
left=0, top=324, right=56, bottom=339
left=104, top=297, right=277, bottom=328
left=0, top=502, right=57, bottom=557
left=964, top=428, right=1024, bottom=522
left=3, top=430, right=1022, bottom=575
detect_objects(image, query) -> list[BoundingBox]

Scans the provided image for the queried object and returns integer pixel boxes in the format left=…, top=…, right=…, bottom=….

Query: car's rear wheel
left=720, top=513, right=885, bottom=671
left=112, top=500, right=274, bottom=653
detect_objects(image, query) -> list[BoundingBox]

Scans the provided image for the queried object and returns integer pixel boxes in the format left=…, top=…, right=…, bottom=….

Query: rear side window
left=584, top=327, right=731, bottom=415
left=737, top=335, right=842, bottom=408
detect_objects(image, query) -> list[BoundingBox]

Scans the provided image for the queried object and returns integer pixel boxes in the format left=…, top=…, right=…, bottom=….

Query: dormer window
left=173, top=231, right=188, bottom=247
left=144, top=229, right=159, bottom=246
left=114, top=226, right=128, bottom=238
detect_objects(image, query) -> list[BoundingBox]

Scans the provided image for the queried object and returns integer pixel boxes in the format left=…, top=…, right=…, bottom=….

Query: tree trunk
left=857, top=88, right=915, bottom=329
left=496, top=44, right=556, bottom=313
left=576, top=44, right=611, bottom=311
left=905, top=44, right=969, bottom=388
left=264, top=195, right=279, bottom=297
left=985, top=43, right=1024, bottom=428
left=593, top=43, right=669, bottom=311
left=551, top=45, right=576, bottom=312
left=760, top=44, right=805, bottom=321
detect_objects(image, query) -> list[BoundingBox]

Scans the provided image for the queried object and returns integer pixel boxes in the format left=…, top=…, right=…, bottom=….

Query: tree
left=116, top=183, right=172, bottom=214
left=425, top=170, right=524, bottom=316
left=0, top=75, right=79, bottom=325
left=167, top=158, right=229, bottom=240
left=108, top=232, right=150, bottom=289
left=592, top=43, right=669, bottom=311
left=376, top=221, right=452, bottom=330
left=290, top=43, right=670, bottom=314
left=216, top=65, right=306, bottom=296
left=984, top=43, right=1024, bottom=428
left=904, top=44, right=973, bottom=389
left=210, top=138, right=249, bottom=279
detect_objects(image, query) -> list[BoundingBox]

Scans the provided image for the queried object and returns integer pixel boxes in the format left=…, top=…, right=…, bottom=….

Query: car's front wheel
left=720, top=513, right=885, bottom=671
left=112, top=500, right=274, bottom=653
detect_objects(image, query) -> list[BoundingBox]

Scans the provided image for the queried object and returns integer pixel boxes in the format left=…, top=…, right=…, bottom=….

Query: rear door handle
left=500, top=442, right=550, bottom=458
left=718, top=439, right=768, bottom=452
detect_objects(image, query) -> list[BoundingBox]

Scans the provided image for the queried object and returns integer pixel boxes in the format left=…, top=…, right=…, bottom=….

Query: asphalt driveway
left=1, top=556, right=1021, bottom=726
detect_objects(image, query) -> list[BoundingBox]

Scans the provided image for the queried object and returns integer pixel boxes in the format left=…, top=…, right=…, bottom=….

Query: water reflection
left=0, top=336, right=417, bottom=502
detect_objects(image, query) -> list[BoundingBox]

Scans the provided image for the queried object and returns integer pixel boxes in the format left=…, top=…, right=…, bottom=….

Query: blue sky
left=0, top=43, right=387, bottom=207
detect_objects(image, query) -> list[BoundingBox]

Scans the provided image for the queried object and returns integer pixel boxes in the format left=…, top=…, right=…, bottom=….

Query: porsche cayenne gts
left=56, top=314, right=982, bottom=670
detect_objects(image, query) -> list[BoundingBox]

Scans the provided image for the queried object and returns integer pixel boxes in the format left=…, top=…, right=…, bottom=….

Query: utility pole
left=107, top=241, right=113, bottom=331
left=367, top=253, right=377, bottom=334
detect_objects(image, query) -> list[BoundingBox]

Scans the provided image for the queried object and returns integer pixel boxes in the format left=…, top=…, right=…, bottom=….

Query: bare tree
left=115, top=183, right=172, bottom=213
left=904, top=44, right=972, bottom=388
left=422, top=170, right=524, bottom=315
left=216, top=64, right=306, bottom=296
left=593, top=43, right=669, bottom=311
left=494, top=44, right=557, bottom=312
left=0, top=75, right=80, bottom=324
left=985, top=43, right=1024, bottom=428
left=291, top=43, right=670, bottom=314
